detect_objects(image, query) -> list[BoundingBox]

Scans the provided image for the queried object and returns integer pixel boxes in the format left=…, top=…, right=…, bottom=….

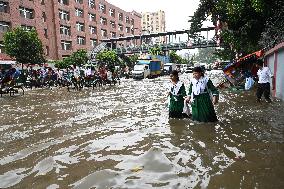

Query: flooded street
left=0, top=71, right=284, bottom=189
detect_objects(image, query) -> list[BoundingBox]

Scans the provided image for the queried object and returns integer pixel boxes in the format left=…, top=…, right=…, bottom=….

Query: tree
left=169, top=51, right=189, bottom=64
left=53, top=49, right=88, bottom=69
left=258, top=0, right=284, bottom=49
left=169, top=51, right=182, bottom=64
left=4, top=27, right=45, bottom=65
left=149, top=45, right=164, bottom=56
left=119, top=54, right=138, bottom=69
left=69, top=49, right=88, bottom=67
left=53, top=60, right=65, bottom=69
left=195, top=47, right=218, bottom=64
left=190, top=0, right=282, bottom=60
left=96, top=50, right=121, bottom=71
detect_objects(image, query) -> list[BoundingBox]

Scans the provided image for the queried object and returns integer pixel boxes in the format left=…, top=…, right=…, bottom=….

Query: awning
left=223, top=49, right=264, bottom=72
left=223, top=49, right=264, bottom=86
left=236, top=49, right=264, bottom=63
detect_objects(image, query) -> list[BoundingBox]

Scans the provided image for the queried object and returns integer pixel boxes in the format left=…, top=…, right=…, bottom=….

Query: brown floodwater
left=0, top=71, right=283, bottom=189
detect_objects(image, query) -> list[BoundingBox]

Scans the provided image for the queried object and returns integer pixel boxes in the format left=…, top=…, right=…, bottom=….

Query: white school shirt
left=257, top=67, right=273, bottom=83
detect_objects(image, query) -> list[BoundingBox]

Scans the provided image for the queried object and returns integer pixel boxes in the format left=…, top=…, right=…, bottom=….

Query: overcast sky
left=106, top=0, right=214, bottom=55
left=106, top=0, right=201, bottom=31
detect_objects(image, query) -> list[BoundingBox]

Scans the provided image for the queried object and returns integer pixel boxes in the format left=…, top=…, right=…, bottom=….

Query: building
left=0, top=0, right=142, bottom=60
left=265, top=42, right=284, bottom=101
left=142, top=10, right=165, bottom=43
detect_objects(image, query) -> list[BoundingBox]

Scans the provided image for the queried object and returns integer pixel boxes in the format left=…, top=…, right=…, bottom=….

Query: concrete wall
left=266, top=48, right=284, bottom=101
left=276, top=49, right=284, bottom=100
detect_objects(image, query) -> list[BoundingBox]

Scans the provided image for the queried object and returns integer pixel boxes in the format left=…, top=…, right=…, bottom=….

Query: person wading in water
left=167, top=70, right=188, bottom=118
left=185, top=67, right=219, bottom=122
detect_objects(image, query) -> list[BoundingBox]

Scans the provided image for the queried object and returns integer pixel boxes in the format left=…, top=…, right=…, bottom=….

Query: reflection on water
left=0, top=71, right=284, bottom=188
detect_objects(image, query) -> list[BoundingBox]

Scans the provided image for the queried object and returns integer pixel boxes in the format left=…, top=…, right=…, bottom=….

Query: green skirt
left=191, top=93, right=218, bottom=122
left=169, top=95, right=185, bottom=118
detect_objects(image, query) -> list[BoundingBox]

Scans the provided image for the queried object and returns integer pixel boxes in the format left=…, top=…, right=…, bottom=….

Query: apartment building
left=142, top=10, right=165, bottom=33
left=0, top=0, right=142, bottom=60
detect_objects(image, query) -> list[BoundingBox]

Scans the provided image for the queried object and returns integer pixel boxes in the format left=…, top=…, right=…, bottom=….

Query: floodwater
left=0, top=71, right=283, bottom=189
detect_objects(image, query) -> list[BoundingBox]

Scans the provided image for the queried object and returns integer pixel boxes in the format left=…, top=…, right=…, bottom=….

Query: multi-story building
left=0, top=0, right=142, bottom=60
left=142, top=10, right=165, bottom=34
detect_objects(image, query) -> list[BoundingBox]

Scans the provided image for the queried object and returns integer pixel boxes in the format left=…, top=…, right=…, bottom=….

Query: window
left=0, top=1, right=9, bottom=13
left=125, top=16, right=130, bottom=24
left=99, top=3, right=106, bottom=14
left=19, top=7, right=34, bottom=19
left=118, top=24, right=123, bottom=32
left=110, top=21, right=116, bottom=28
left=77, top=36, right=85, bottom=45
left=101, top=29, right=107, bottom=37
left=60, top=25, right=71, bottom=36
left=62, top=55, right=70, bottom=59
left=0, top=41, right=4, bottom=53
left=126, top=27, right=130, bottom=33
left=110, top=32, right=116, bottom=38
left=88, top=13, right=96, bottom=22
left=21, top=25, right=34, bottom=31
left=44, top=28, right=48, bottom=38
left=45, top=46, right=49, bottom=55
left=0, top=21, right=10, bottom=32
left=59, top=10, right=70, bottom=20
left=90, top=38, right=97, bottom=47
left=100, top=17, right=107, bottom=25
left=88, top=0, right=95, bottom=9
left=75, top=8, right=83, bottom=17
left=58, top=0, right=68, bottom=5
left=131, top=18, right=134, bottom=25
left=42, top=12, right=46, bottom=22
left=118, top=13, right=123, bottom=21
left=89, top=26, right=96, bottom=34
left=109, top=8, right=115, bottom=17
left=75, top=0, right=83, bottom=4
left=41, top=0, right=45, bottom=5
left=61, top=40, right=72, bottom=50
left=76, top=22, right=84, bottom=31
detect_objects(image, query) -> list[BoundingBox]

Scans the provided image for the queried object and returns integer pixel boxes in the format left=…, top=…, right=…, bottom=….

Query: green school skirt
left=191, top=93, right=218, bottom=122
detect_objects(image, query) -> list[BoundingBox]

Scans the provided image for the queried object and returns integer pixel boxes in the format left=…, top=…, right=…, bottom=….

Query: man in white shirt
left=255, top=59, right=274, bottom=103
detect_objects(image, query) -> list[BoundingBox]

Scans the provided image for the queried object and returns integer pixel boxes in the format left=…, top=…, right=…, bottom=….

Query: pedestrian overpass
left=89, top=27, right=217, bottom=61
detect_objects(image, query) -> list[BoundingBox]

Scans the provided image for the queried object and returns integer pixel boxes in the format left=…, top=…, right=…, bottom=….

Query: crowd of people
left=0, top=65, right=122, bottom=90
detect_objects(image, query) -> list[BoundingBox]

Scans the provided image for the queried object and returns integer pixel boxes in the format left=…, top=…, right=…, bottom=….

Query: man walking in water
left=255, top=59, right=274, bottom=103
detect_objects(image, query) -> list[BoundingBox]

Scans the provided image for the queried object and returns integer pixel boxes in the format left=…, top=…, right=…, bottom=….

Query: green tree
left=118, top=54, right=138, bottom=70
left=190, top=0, right=282, bottom=60
left=4, top=27, right=45, bottom=65
left=53, top=60, right=67, bottom=69
left=53, top=49, right=88, bottom=69
left=96, top=50, right=120, bottom=71
left=169, top=51, right=182, bottom=64
left=149, top=45, right=163, bottom=56
left=69, top=49, right=88, bottom=67
left=196, top=47, right=218, bottom=64
left=258, top=0, right=284, bottom=49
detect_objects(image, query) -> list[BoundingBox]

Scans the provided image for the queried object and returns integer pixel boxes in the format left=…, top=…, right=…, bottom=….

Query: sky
left=106, top=0, right=201, bottom=31
left=106, top=0, right=214, bottom=56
